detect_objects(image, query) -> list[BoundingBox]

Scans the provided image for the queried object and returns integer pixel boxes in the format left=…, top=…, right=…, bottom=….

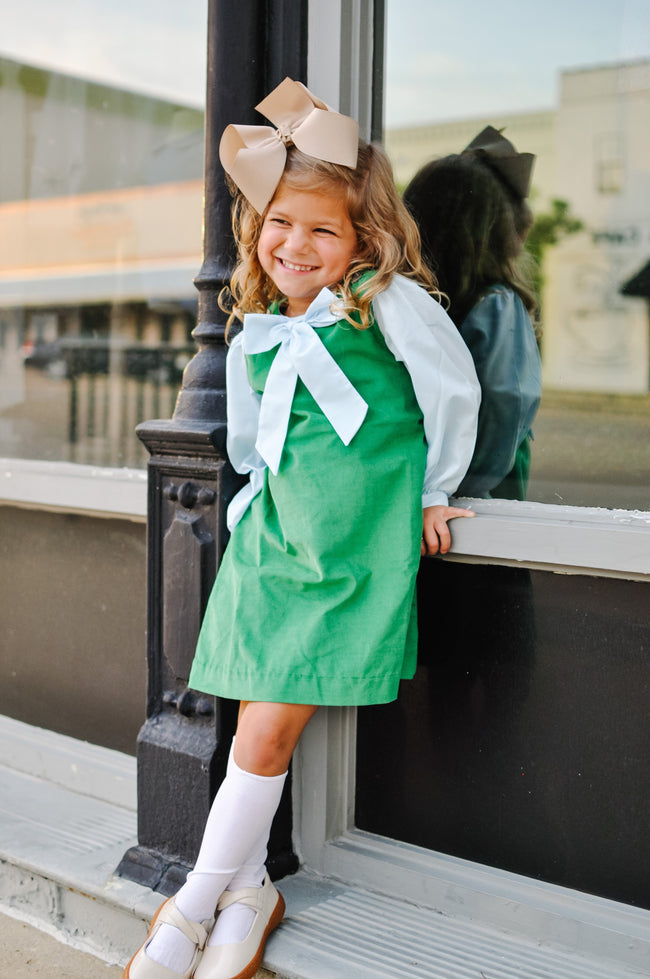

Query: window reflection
left=385, top=1, right=650, bottom=511
left=4, top=302, right=195, bottom=466
left=0, top=10, right=205, bottom=468
left=357, top=564, right=650, bottom=910
left=403, top=128, right=542, bottom=501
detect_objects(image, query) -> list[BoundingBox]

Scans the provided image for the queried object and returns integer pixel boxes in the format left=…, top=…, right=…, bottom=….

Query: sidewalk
left=0, top=911, right=122, bottom=978
left=0, top=909, right=275, bottom=978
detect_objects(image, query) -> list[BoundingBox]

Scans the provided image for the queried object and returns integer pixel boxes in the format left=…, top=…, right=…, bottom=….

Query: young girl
left=124, top=78, right=480, bottom=979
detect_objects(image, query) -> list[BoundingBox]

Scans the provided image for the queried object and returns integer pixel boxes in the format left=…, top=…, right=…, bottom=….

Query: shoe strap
left=217, top=874, right=270, bottom=913
left=157, top=898, right=212, bottom=950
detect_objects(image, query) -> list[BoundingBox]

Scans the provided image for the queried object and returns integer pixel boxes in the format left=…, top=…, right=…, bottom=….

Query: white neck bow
left=243, top=288, right=369, bottom=474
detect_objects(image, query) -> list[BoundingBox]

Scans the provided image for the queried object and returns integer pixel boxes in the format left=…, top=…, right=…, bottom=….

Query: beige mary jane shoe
left=122, top=895, right=213, bottom=979
left=193, top=873, right=285, bottom=979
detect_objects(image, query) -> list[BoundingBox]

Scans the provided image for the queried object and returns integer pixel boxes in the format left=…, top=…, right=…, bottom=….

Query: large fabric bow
left=243, top=288, right=368, bottom=474
left=219, top=77, right=359, bottom=214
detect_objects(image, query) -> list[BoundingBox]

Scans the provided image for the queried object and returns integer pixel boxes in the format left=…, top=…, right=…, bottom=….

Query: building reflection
left=386, top=59, right=650, bottom=510
left=0, top=55, right=204, bottom=467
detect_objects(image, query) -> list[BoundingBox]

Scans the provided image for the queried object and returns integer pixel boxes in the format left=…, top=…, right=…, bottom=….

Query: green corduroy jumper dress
left=189, top=306, right=427, bottom=706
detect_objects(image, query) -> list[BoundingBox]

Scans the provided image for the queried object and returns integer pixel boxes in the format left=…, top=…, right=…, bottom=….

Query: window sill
left=0, top=458, right=147, bottom=521
left=449, top=496, right=650, bottom=579
left=1, top=459, right=648, bottom=576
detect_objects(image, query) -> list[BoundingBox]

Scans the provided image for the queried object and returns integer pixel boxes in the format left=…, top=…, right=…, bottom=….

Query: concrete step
left=0, top=716, right=156, bottom=967
left=0, top=714, right=648, bottom=978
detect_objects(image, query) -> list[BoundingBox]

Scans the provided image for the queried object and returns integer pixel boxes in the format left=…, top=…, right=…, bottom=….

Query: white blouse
left=225, top=274, right=481, bottom=530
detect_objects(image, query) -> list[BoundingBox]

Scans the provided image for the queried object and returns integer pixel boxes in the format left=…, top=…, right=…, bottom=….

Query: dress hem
left=187, top=670, right=415, bottom=708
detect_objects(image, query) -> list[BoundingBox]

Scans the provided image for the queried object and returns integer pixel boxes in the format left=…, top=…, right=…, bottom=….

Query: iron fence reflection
left=53, top=340, right=195, bottom=467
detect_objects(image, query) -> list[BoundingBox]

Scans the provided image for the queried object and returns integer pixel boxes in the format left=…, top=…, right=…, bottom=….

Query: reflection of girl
left=123, top=78, right=479, bottom=979
left=404, top=127, right=542, bottom=499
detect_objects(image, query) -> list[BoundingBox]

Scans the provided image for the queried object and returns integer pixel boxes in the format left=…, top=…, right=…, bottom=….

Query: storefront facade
left=0, top=0, right=648, bottom=969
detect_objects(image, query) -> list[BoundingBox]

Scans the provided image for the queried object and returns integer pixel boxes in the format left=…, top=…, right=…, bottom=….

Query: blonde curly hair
left=221, top=140, right=439, bottom=333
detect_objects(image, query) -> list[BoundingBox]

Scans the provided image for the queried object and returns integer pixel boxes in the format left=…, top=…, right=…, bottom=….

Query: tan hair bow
left=219, top=77, right=360, bottom=214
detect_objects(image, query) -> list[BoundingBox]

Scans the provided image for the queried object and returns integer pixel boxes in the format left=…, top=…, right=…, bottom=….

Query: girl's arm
left=373, top=275, right=482, bottom=553
left=225, top=332, right=267, bottom=530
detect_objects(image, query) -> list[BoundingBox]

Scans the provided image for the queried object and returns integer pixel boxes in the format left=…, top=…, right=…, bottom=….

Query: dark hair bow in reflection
left=463, top=125, right=535, bottom=199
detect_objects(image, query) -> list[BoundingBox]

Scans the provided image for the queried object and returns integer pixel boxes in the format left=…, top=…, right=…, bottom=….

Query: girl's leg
left=206, top=701, right=317, bottom=950
left=144, top=702, right=317, bottom=974
left=211, top=699, right=318, bottom=898
left=234, top=700, right=318, bottom=775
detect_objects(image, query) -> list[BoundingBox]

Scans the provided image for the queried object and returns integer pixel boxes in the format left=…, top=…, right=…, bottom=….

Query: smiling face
left=257, top=183, right=358, bottom=317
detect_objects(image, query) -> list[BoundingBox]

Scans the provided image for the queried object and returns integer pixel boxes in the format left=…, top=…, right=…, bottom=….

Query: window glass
left=0, top=0, right=207, bottom=468
left=385, top=0, right=650, bottom=510
left=357, top=561, right=650, bottom=910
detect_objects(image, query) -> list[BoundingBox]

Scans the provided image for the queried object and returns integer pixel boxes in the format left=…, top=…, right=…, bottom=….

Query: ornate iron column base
left=115, top=421, right=234, bottom=890
left=117, top=713, right=223, bottom=895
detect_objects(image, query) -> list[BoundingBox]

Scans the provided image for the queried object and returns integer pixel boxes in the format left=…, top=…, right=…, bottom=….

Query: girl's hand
left=421, top=505, right=475, bottom=556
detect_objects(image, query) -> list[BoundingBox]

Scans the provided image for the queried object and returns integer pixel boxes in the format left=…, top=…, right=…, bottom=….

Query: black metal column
left=117, top=0, right=307, bottom=895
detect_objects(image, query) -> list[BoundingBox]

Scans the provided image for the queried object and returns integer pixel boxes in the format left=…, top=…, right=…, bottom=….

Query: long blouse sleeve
left=224, top=331, right=267, bottom=530
left=455, top=286, right=542, bottom=499
left=372, top=275, right=481, bottom=507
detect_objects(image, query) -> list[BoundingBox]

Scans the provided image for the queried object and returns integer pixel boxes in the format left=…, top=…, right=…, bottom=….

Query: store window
left=383, top=0, right=650, bottom=512
left=0, top=1, right=207, bottom=469
left=345, top=0, right=650, bottom=916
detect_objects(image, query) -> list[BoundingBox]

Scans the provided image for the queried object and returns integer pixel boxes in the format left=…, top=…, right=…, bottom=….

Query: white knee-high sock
left=207, top=742, right=283, bottom=948
left=145, top=741, right=286, bottom=972
left=214, top=738, right=273, bottom=889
